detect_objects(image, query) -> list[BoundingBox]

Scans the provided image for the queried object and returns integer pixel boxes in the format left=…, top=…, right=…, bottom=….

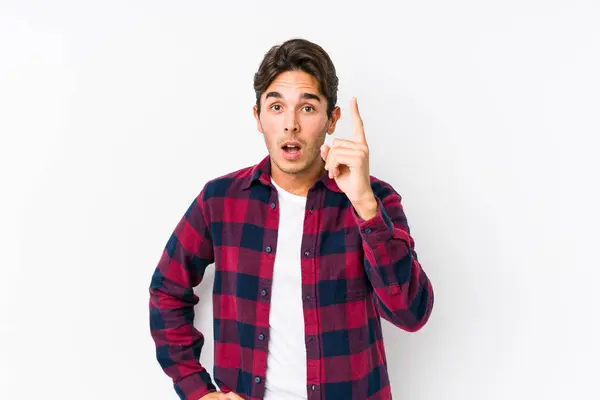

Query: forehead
left=263, top=70, right=322, bottom=100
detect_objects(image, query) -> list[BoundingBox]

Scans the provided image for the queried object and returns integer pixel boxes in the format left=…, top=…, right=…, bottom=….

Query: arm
left=149, top=186, right=217, bottom=400
left=352, top=183, right=434, bottom=332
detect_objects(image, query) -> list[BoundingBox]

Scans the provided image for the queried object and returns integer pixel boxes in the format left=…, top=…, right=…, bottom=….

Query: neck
left=270, top=158, right=326, bottom=197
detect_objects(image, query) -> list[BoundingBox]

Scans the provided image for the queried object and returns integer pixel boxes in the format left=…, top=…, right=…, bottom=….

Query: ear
left=253, top=105, right=263, bottom=133
left=326, top=106, right=341, bottom=135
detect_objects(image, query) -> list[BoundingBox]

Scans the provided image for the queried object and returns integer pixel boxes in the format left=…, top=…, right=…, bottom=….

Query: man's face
left=253, top=70, right=340, bottom=176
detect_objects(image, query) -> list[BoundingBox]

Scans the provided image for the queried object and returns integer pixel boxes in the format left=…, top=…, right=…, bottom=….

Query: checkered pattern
left=149, top=155, right=434, bottom=400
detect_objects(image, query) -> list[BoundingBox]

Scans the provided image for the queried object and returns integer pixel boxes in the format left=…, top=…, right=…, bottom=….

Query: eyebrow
left=265, top=91, right=322, bottom=102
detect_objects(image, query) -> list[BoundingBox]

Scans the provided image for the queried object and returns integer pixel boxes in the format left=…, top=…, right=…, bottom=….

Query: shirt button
left=304, top=250, right=310, bottom=256
left=255, top=377, right=262, bottom=384
left=265, top=246, right=272, bottom=253
left=270, top=202, right=276, bottom=209
left=304, top=295, right=311, bottom=301
left=260, top=289, right=267, bottom=297
left=364, top=228, right=372, bottom=234
left=258, top=333, right=265, bottom=341
left=311, top=384, right=316, bottom=391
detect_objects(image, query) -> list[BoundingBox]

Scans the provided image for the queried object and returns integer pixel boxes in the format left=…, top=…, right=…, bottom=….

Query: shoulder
left=199, top=164, right=254, bottom=200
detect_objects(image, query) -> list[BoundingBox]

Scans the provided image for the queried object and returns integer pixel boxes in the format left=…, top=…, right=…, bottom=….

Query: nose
left=284, top=112, right=300, bottom=132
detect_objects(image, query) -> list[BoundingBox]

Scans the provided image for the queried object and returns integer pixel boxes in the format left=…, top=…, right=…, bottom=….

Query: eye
left=270, top=104, right=282, bottom=112
left=303, top=105, right=315, bottom=112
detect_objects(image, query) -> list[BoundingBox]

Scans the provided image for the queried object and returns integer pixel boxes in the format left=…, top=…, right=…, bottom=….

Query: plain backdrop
left=1, top=1, right=599, bottom=399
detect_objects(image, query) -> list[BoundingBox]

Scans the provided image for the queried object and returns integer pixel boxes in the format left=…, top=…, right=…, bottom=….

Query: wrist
left=352, top=194, right=378, bottom=220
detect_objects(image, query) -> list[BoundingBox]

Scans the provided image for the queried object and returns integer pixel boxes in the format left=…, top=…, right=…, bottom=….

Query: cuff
left=175, top=370, right=217, bottom=400
left=351, top=196, right=394, bottom=248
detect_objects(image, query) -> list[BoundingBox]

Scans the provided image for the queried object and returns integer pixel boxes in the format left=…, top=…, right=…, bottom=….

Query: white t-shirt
left=263, top=179, right=308, bottom=400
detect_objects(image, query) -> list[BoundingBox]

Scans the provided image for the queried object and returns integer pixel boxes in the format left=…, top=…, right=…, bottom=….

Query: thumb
left=320, top=144, right=330, bottom=161
left=223, top=392, right=244, bottom=400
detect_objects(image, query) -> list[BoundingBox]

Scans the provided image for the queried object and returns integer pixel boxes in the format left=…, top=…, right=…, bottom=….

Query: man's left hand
left=320, top=97, right=378, bottom=220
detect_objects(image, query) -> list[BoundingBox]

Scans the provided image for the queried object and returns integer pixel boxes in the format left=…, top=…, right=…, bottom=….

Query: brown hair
left=253, top=38, right=339, bottom=118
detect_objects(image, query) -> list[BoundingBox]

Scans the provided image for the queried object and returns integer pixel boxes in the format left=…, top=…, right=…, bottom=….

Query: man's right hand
left=199, top=391, right=244, bottom=400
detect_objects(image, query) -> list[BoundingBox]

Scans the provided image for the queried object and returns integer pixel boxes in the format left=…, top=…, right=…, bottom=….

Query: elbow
left=406, top=283, right=434, bottom=332
left=379, top=282, right=434, bottom=332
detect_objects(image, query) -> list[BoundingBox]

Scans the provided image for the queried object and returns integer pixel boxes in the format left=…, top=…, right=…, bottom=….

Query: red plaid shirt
left=149, top=155, right=434, bottom=400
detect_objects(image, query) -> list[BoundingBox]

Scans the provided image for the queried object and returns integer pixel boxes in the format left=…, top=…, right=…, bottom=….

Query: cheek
left=259, top=114, right=282, bottom=132
left=303, top=114, right=328, bottom=131
left=260, top=123, right=282, bottom=150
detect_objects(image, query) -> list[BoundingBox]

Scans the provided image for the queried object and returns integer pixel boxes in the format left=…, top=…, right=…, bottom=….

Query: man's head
left=253, top=38, right=341, bottom=178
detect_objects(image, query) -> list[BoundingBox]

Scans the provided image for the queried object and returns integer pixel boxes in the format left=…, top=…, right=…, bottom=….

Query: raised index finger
left=351, top=97, right=366, bottom=144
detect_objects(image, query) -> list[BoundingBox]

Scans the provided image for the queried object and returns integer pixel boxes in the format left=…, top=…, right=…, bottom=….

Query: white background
left=1, top=1, right=599, bottom=399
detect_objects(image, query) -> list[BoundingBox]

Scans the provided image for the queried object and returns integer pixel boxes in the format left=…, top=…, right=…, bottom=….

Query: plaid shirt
left=149, top=155, right=434, bottom=400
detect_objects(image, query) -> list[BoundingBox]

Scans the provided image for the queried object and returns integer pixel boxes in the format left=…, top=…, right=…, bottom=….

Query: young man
left=149, top=38, right=434, bottom=400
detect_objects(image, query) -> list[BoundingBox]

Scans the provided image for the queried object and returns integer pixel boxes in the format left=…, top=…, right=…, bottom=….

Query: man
left=149, top=38, right=434, bottom=400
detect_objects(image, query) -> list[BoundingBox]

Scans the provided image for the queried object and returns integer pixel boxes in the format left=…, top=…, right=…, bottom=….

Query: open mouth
left=281, top=144, right=302, bottom=160
left=282, top=144, right=301, bottom=153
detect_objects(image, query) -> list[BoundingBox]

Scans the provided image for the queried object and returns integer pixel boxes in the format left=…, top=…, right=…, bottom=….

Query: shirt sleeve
left=351, top=183, right=434, bottom=332
left=149, top=186, right=218, bottom=400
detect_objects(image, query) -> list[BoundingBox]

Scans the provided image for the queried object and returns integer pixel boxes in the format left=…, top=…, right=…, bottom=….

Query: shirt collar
left=242, top=154, right=343, bottom=193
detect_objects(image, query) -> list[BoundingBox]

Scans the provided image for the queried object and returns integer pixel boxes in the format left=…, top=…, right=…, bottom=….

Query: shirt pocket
left=344, top=225, right=364, bottom=250
left=342, top=227, right=369, bottom=292
left=344, top=284, right=370, bottom=301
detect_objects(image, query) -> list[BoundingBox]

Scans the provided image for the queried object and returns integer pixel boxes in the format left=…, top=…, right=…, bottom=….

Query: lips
left=281, top=141, right=302, bottom=160
left=281, top=140, right=302, bottom=150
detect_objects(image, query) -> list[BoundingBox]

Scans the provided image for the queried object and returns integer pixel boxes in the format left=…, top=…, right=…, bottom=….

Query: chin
left=277, top=162, right=309, bottom=175
left=274, top=155, right=313, bottom=175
